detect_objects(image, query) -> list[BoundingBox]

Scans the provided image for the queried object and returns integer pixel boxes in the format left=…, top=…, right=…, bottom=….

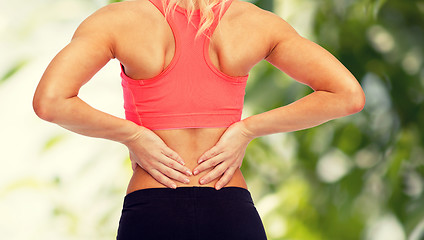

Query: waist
left=126, top=127, right=248, bottom=194
left=127, top=166, right=248, bottom=195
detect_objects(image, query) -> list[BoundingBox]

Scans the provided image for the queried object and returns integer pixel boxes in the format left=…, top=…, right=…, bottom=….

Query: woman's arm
left=33, top=4, right=192, bottom=188
left=241, top=17, right=366, bottom=138
left=33, top=5, right=131, bottom=142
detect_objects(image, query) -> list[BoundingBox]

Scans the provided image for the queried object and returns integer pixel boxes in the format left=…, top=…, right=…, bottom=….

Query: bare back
left=106, top=0, right=275, bottom=192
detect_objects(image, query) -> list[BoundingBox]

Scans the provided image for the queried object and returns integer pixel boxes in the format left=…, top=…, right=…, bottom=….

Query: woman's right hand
left=122, top=126, right=192, bottom=189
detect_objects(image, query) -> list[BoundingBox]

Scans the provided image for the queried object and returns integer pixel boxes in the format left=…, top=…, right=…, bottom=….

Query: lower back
left=126, top=127, right=248, bottom=193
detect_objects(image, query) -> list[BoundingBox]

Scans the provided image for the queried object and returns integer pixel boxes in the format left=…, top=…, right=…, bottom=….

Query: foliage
left=0, top=59, right=30, bottom=85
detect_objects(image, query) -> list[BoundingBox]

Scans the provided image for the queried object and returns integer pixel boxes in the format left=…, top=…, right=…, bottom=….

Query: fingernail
left=200, top=179, right=205, bottom=184
left=198, top=158, right=203, bottom=164
left=171, top=183, right=177, bottom=189
left=184, top=178, right=190, bottom=184
left=216, top=185, right=221, bottom=190
left=186, top=170, right=192, bottom=176
left=193, top=169, right=199, bottom=175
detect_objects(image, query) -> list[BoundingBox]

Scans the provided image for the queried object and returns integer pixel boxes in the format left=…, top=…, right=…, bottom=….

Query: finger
left=193, top=154, right=225, bottom=175
left=162, top=148, right=185, bottom=166
left=149, top=168, right=177, bottom=189
left=215, top=166, right=237, bottom=190
left=199, top=163, right=228, bottom=185
left=161, top=155, right=193, bottom=177
left=157, top=162, right=191, bottom=184
left=131, top=160, right=137, bottom=171
left=198, top=146, right=222, bottom=164
left=129, top=152, right=141, bottom=170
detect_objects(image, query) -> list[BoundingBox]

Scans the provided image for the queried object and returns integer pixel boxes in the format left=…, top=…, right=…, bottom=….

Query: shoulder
left=229, top=1, right=298, bottom=38
left=71, top=1, right=159, bottom=55
left=73, top=0, right=156, bottom=37
left=229, top=0, right=299, bottom=57
left=230, top=0, right=287, bottom=23
left=228, top=0, right=270, bottom=19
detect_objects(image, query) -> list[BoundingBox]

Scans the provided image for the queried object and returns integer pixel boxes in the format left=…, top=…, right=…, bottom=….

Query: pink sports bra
left=120, top=0, right=249, bottom=130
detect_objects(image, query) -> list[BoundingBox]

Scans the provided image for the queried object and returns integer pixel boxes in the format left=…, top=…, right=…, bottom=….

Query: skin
left=33, top=0, right=365, bottom=194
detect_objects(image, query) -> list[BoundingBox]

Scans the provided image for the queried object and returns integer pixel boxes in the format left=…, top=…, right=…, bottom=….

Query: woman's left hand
left=192, top=120, right=255, bottom=190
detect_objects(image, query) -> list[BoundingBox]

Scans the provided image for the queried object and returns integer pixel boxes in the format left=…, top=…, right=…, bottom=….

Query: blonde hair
left=161, top=0, right=230, bottom=39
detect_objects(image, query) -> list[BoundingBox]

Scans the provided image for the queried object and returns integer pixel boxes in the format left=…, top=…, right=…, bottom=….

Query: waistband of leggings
left=124, top=186, right=253, bottom=202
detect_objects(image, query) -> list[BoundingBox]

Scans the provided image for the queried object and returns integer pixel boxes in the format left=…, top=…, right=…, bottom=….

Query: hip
left=117, top=186, right=267, bottom=240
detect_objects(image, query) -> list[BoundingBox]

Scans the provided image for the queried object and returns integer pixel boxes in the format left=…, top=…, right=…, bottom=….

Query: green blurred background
left=0, top=0, right=423, bottom=239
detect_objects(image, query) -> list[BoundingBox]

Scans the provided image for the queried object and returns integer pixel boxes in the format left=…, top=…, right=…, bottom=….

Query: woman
left=33, top=0, right=365, bottom=239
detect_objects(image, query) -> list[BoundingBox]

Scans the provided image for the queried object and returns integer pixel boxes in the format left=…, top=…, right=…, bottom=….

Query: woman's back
left=104, top=0, right=275, bottom=191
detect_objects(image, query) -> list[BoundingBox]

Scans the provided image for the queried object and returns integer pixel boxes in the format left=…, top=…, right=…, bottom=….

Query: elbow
left=33, top=95, right=58, bottom=122
left=343, top=87, right=366, bottom=115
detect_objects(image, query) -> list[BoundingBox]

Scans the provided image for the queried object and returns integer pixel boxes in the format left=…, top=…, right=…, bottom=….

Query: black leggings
left=116, top=186, right=267, bottom=240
